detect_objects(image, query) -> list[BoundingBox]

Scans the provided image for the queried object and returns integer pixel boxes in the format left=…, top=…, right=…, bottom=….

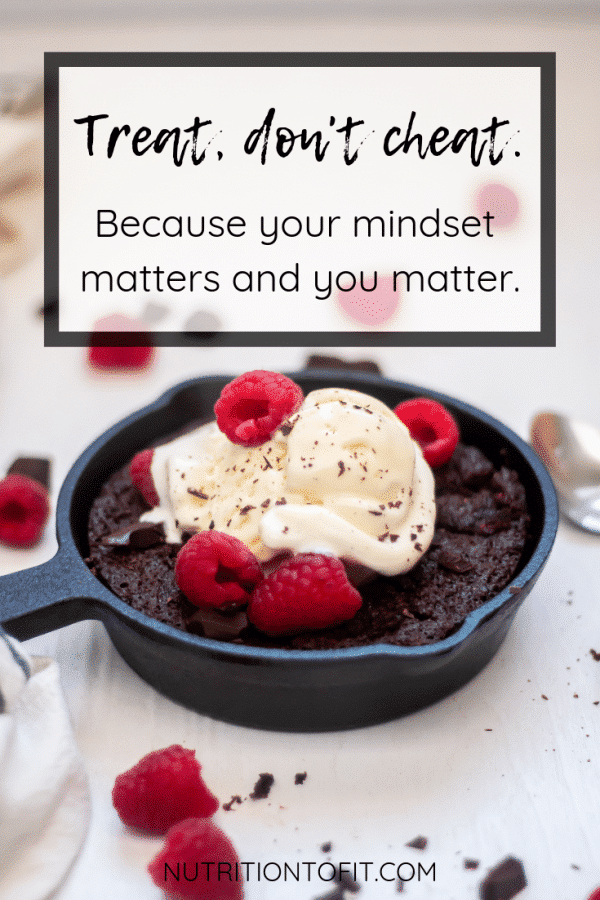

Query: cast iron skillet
left=0, top=371, right=558, bottom=732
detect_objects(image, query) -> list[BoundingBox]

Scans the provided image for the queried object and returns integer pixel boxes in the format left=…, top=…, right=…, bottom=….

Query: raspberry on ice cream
left=148, top=817, right=244, bottom=900
left=214, top=370, right=303, bottom=446
left=129, top=448, right=160, bottom=507
left=139, top=384, right=436, bottom=580
left=394, top=398, right=459, bottom=468
left=112, top=744, right=219, bottom=834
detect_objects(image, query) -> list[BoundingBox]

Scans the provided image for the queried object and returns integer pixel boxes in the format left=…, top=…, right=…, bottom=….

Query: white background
left=58, top=62, right=541, bottom=334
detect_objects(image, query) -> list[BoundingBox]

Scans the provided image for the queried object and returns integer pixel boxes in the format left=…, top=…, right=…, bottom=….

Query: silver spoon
left=531, top=412, right=600, bottom=534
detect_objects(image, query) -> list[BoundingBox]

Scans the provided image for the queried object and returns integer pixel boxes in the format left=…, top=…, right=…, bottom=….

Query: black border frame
left=44, top=51, right=556, bottom=348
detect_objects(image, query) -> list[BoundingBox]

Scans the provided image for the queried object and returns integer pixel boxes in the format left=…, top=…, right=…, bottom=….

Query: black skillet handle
left=0, top=550, right=105, bottom=641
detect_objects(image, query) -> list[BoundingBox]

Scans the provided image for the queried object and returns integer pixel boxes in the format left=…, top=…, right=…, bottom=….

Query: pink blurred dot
left=475, top=182, right=520, bottom=229
left=336, top=274, right=399, bottom=327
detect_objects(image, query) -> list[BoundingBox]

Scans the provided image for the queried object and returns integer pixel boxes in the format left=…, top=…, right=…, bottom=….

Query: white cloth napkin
left=0, top=628, right=91, bottom=900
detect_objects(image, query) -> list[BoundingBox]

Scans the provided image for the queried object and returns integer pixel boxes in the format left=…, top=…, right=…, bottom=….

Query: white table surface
left=1, top=9, right=599, bottom=900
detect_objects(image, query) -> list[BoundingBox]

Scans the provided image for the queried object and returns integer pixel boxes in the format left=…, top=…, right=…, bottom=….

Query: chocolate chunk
left=311, top=867, right=361, bottom=900
left=406, top=835, right=428, bottom=850
left=250, top=773, right=274, bottom=800
left=338, top=870, right=361, bottom=893
left=295, top=772, right=307, bottom=785
left=7, top=456, right=50, bottom=490
left=279, top=421, right=294, bottom=436
left=304, top=353, right=382, bottom=375
left=479, top=857, right=526, bottom=900
left=102, top=522, right=165, bottom=549
left=187, top=487, right=209, bottom=499
left=187, top=607, right=248, bottom=640
left=321, top=841, right=332, bottom=853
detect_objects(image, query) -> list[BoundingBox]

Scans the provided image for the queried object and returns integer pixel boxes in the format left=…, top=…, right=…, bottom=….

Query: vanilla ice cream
left=140, top=387, right=436, bottom=577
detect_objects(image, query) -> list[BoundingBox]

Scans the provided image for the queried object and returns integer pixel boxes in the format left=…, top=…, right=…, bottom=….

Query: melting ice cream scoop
left=141, top=387, right=436, bottom=577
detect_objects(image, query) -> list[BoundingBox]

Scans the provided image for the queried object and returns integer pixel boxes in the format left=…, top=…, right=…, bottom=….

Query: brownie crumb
left=338, top=869, right=361, bottom=893
left=396, top=875, right=404, bottom=891
left=479, top=856, right=527, bottom=900
left=222, top=795, right=243, bottom=812
left=590, top=649, right=600, bottom=662
left=541, top=694, right=549, bottom=700
left=250, top=773, right=274, bottom=800
left=464, top=858, right=480, bottom=869
left=320, top=841, right=332, bottom=853
left=295, top=772, right=307, bottom=785
left=406, top=835, right=428, bottom=851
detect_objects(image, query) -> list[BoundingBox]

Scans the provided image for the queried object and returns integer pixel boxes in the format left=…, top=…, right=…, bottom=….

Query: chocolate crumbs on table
left=250, top=773, right=274, bottom=800
left=294, top=772, right=307, bottom=784
left=406, top=835, right=428, bottom=850
left=479, top=856, right=527, bottom=900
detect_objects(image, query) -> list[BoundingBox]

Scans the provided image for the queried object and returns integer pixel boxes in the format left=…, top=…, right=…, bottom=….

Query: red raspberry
left=394, top=397, right=459, bottom=468
left=112, top=745, right=219, bottom=834
left=88, top=314, right=155, bottom=372
left=248, top=554, right=362, bottom=637
left=175, top=531, right=263, bottom=610
left=0, top=473, right=50, bottom=548
left=129, top=448, right=160, bottom=507
left=148, top=817, right=244, bottom=900
left=214, top=370, right=303, bottom=446
left=588, top=891, right=600, bottom=900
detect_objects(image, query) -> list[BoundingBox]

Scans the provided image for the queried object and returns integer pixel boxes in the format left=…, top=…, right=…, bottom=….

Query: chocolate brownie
left=86, top=442, right=529, bottom=648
